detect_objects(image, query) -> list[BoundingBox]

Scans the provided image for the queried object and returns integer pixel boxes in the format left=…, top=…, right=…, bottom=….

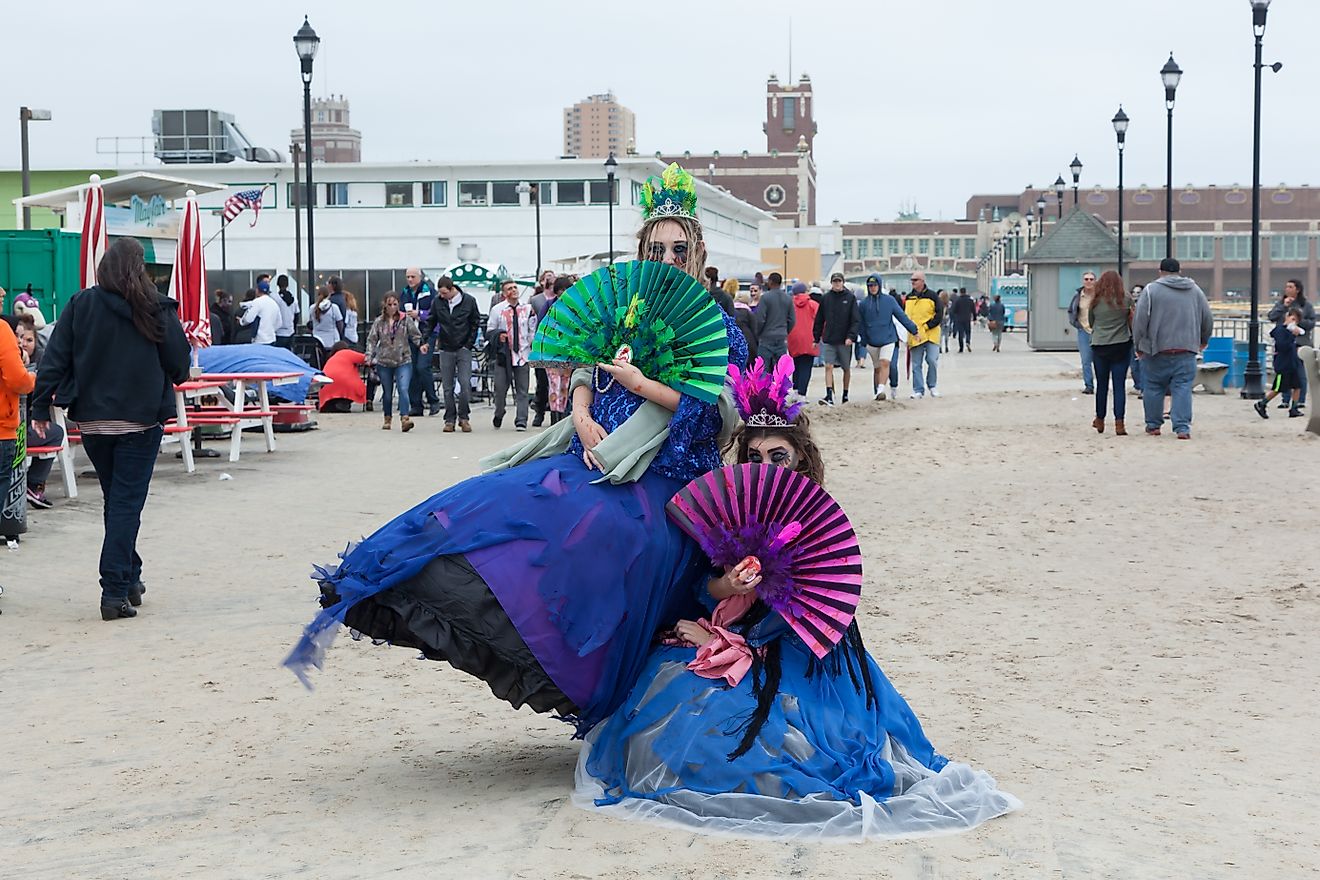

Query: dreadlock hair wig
left=635, top=215, right=707, bottom=283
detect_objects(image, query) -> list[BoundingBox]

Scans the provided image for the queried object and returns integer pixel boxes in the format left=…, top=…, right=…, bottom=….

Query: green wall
left=0, top=168, right=116, bottom=231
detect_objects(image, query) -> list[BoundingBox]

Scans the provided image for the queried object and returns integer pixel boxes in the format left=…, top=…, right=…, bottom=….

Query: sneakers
left=874, top=390, right=887, bottom=401
left=25, top=486, right=52, bottom=509
left=1289, top=406, right=1303, bottom=418
left=841, top=391, right=849, bottom=404
left=428, top=404, right=441, bottom=417
left=459, top=420, right=472, bottom=433
left=443, top=423, right=456, bottom=433
left=910, top=391, right=924, bottom=400
left=1254, top=400, right=1269, bottom=419
left=1145, top=427, right=1162, bottom=436
left=493, top=416, right=503, bottom=429
left=929, top=388, right=941, bottom=398
left=516, top=424, right=528, bottom=432
left=819, top=394, right=835, bottom=407
left=1082, top=388, right=1095, bottom=395
left=1176, top=432, right=1191, bottom=440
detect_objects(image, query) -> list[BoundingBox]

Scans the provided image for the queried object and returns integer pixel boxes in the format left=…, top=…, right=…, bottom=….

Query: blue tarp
left=196, top=344, right=322, bottom=403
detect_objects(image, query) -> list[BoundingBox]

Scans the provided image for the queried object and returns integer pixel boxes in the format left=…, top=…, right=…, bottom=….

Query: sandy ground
left=3, top=326, right=1318, bottom=880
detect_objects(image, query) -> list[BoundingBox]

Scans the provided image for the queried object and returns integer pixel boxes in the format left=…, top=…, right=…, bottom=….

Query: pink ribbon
left=685, top=592, right=756, bottom=686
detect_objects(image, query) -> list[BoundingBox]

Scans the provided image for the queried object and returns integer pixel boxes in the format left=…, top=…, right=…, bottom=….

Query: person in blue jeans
left=1068, top=273, right=1098, bottom=394
left=1132, top=258, right=1213, bottom=439
left=29, top=238, right=192, bottom=620
left=365, top=294, right=421, bottom=433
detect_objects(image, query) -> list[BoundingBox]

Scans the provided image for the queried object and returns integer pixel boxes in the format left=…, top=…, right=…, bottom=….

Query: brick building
left=658, top=73, right=818, bottom=226
left=290, top=95, right=361, bottom=164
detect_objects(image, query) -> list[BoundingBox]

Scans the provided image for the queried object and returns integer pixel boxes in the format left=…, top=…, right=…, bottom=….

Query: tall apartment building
left=563, top=92, right=635, bottom=159
left=290, top=94, right=362, bottom=163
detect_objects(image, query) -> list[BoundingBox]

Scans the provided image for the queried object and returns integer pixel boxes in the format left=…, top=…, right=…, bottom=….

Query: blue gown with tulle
left=574, top=600, right=1022, bottom=839
left=286, top=312, right=747, bottom=736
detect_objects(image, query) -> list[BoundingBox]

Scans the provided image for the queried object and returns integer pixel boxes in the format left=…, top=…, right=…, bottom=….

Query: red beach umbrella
left=168, top=189, right=211, bottom=352
left=78, top=173, right=107, bottom=290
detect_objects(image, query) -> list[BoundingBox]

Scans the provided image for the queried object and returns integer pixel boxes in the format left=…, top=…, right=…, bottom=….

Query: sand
left=3, top=327, right=1317, bottom=880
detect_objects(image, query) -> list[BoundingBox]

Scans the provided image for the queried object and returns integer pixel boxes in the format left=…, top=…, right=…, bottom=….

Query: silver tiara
left=646, top=200, right=696, bottom=220
left=746, top=409, right=793, bottom=428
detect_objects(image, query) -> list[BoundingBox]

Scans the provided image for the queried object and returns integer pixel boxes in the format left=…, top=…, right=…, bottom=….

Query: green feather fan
left=530, top=260, right=729, bottom=403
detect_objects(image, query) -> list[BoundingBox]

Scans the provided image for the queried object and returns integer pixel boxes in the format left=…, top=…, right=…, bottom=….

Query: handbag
left=988, top=320, right=1000, bottom=331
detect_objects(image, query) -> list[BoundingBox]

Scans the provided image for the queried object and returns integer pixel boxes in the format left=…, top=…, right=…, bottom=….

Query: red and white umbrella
left=78, top=173, right=107, bottom=289
left=168, top=189, right=211, bottom=352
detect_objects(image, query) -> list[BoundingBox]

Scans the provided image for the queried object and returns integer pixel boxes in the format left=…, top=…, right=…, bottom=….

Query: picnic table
left=174, top=372, right=305, bottom=463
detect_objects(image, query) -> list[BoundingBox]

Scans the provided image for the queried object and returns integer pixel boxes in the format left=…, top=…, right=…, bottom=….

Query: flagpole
left=203, top=184, right=270, bottom=249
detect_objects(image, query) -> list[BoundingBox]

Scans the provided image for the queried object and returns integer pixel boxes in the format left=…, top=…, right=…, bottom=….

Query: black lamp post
left=1013, top=221, right=1023, bottom=272
left=1070, top=155, right=1083, bottom=206
left=1113, top=106, right=1129, bottom=278
left=604, top=152, right=618, bottom=267
left=1036, top=195, right=1047, bottom=233
left=293, top=17, right=320, bottom=301
left=1054, top=175, right=1066, bottom=220
left=1243, top=0, right=1281, bottom=400
left=517, top=181, right=543, bottom=279
left=782, top=243, right=789, bottom=278
left=1161, top=53, right=1183, bottom=259
left=1026, top=209, right=1035, bottom=247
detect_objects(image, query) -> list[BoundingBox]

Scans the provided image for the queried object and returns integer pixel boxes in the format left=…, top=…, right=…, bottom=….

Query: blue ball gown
left=574, top=600, right=1021, bottom=839
left=286, top=312, right=747, bottom=736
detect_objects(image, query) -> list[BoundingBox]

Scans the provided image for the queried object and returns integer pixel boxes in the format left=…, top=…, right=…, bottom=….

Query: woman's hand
left=573, top=406, right=608, bottom=470
left=596, top=357, right=645, bottom=394
left=707, top=560, right=763, bottom=600
left=673, top=619, right=714, bottom=647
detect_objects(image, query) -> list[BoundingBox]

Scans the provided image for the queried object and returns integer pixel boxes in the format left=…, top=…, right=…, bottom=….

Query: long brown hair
left=1095, top=270, right=1126, bottom=309
left=723, top=413, right=826, bottom=487
left=96, top=238, right=163, bottom=342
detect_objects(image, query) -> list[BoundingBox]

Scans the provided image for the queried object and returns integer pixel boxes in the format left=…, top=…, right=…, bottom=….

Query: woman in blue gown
left=285, top=165, right=747, bottom=736
left=574, top=362, right=1021, bottom=838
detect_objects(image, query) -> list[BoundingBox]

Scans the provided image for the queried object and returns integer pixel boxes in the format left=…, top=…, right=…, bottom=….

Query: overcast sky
left=6, top=0, right=1317, bottom=223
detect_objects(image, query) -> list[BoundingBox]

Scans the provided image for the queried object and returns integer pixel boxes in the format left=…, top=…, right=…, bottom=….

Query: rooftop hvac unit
left=152, top=109, right=283, bottom=164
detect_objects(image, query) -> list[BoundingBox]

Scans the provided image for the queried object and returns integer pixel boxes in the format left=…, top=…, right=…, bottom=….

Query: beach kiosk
left=1020, top=207, right=1135, bottom=352
left=9, top=172, right=225, bottom=317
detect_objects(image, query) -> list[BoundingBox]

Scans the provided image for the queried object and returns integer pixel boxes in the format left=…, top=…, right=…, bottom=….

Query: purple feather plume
left=694, top=519, right=802, bottom=615
left=727, top=355, right=802, bottom=425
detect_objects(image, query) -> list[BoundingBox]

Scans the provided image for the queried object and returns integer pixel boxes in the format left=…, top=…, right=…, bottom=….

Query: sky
left=5, top=0, right=1317, bottom=223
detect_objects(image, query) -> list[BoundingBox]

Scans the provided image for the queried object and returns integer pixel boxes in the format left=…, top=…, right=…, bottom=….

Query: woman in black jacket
left=30, top=238, right=191, bottom=620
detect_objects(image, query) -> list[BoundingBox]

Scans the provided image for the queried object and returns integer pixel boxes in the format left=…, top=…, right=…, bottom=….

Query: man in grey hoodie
left=754, top=272, right=796, bottom=365
left=1132, top=258, right=1213, bottom=439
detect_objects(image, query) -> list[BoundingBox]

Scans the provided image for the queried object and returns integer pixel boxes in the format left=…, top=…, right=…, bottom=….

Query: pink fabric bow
left=686, top=592, right=756, bottom=687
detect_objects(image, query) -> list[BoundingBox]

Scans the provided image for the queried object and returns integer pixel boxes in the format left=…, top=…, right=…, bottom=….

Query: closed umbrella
left=168, top=189, right=211, bottom=355
left=78, top=173, right=107, bottom=290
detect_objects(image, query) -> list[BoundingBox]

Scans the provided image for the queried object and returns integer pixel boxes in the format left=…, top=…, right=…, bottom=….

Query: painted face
left=503, top=283, right=520, bottom=304
left=746, top=434, right=798, bottom=470
left=645, top=219, right=692, bottom=268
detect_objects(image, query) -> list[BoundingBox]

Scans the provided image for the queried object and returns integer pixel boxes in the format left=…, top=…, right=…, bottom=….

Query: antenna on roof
left=788, top=18, right=793, bottom=83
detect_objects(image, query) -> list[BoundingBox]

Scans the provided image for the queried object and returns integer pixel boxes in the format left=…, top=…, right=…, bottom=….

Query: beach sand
left=3, top=328, right=1317, bottom=879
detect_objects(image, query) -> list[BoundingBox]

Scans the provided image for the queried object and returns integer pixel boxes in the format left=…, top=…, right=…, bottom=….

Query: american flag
left=222, top=188, right=265, bottom=226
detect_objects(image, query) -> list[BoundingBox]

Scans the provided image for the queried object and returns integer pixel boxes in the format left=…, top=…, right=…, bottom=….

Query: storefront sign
left=105, top=195, right=181, bottom=239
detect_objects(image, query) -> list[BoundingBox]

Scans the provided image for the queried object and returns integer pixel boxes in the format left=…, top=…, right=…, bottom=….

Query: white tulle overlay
left=572, top=720, right=1022, bottom=841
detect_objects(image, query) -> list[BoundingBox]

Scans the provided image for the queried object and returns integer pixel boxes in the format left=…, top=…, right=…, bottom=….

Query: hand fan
left=530, top=260, right=729, bottom=403
left=666, top=463, right=863, bottom=659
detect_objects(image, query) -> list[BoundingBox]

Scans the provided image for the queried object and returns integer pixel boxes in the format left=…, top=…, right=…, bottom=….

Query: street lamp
left=1242, top=0, right=1281, bottom=400
left=293, top=16, right=320, bottom=300
left=1070, top=155, right=1083, bottom=206
left=19, top=107, right=52, bottom=231
left=517, top=181, right=543, bottom=279
left=604, top=152, right=618, bottom=267
left=1036, top=195, right=1047, bottom=235
left=782, top=242, right=789, bottom=278
left=1025, top=209, right=1036, bottom=247
left=1113, top=106, right=1129, bottom=278
left=1160, top=52, right=1183, bottom=259
left=1054, top=175, right=1066, bottom=220
left=1014, top=221, right=1024, bottom=273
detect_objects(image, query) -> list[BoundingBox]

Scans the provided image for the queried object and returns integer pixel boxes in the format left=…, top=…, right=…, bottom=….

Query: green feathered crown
left=639, top=163, right=699, bottom=222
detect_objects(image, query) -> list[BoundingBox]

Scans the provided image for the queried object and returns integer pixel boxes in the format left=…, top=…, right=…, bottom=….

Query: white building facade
left=113, top=157, right=767, bottom=290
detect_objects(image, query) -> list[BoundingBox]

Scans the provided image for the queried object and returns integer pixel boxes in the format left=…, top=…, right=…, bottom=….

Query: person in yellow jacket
left=904, top=272, right=944, bottom=398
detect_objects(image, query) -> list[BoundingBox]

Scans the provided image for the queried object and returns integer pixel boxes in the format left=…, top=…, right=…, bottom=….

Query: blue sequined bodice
left=568, top=310, right=748, bottom=483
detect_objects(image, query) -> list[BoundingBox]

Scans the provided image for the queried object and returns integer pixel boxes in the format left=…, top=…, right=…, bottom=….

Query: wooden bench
left=1194, top=361, right=1230, bottom=394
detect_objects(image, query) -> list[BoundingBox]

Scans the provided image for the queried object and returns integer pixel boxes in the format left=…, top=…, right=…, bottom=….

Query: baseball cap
left=791, top=282, right=808, bottom=295
left=830, top=272, right=845, bottom=282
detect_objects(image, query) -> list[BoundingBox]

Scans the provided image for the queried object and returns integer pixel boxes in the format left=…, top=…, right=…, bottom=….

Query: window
left=843, top=239, right=854, bottom=260
left=316, top=111, right=325, bottom=122
left=918, top=238, right=930, bottom=255
left=385, top=183, right=413, bottom=207
left=491, top=181, right=521, bottom=206
left=889, top=239, right=901, bottom=256
left=631, top=180, right=644, bottom=204
left=1221, top=234, right=1251, bottom=261
left=1131, top=235, right=1163, bottom=261
left=1270, top=234, right=1308, bottom=261
left=871, top=238, right=883, bottom=255
left=557, top=181, right=585, bottom=205
left=964, top=238, right=976, bottom=257
left=286, top=182, right=318, bottom=207
left=421, top=181, right=447, bottom=206
left=782, top=96, right=796, bottom=131
left=856, top=239, right=869, bottom=258
left=949, top=239, right=961, bottom=258
left=934, top=238, right=946, bottom=257
left=903, top=238, right=915, bottom=254
left=1175, top=234, right=1214, bottom=261
left=588, top=180, right=615, bottom=205
left=333, top=111, right=342, bottom=123
left=326, top=183, right=349, bottom=206
left=458, top=181, right=488, bottom=206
